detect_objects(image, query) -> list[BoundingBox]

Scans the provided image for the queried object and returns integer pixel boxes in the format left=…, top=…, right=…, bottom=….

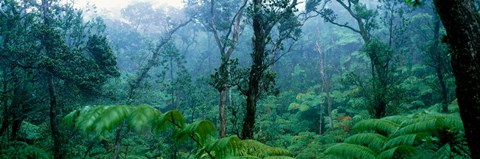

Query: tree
left=431, top=0, right=480, bottom=157
left=315, top=36, right=334, bottom=131
left=239, top=0, right=302, bottom=139
left=0, top=1, right=119, bottom=158
left=308, top=0, right=403, bottom=118
left=186, top=0, right=248, bottom=137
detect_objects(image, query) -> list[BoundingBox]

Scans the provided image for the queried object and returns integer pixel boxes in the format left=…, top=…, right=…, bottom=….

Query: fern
left=394, top=115, right=463, bottom=136
left=377, top=145, right=416, bottom=159
left=64, top=105, right=292, bottom=159
left=344, top=133, right=388, bottom=152
left=326, top=113, right=466, bottom=159
left=92, top=105, right=132, bottom=133
left=0, top=141, right=49, bottom=159
left=325, top=143, right=378, bottom=159
left=353, top=119, right=399, bottom=136
left=176, top=120, right=217, bottom=145
left=383, top=134, right=420, bottom=150
left=127, top=105, right=160, bottom=132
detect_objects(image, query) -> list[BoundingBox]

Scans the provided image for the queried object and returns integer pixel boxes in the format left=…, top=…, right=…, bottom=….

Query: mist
left=1, top=0, right=478, bottom=158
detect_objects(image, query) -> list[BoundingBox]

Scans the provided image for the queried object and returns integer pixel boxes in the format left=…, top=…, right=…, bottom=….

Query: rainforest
left=1, top=0, right=480, bottom=158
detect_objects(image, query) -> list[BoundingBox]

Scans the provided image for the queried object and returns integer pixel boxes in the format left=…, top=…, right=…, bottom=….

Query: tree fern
left=352, top=119, right=399, bottom=136
left=326, top=113, right=466, bottom=159
left=325, top=143, right=378, bottom=159
left=0, top=141, right=49, bottom=159
left=64, top=105, right=293, bottom=159
left=394, top=115, right=463, bottom=136
left=127, top=105, right=161, bottom=132
left=383, top=134, right=421, bottom=150
left=176, top=120, right=217, bottom=145
left=377, top=145, right=416, bottom=159
left=91, top=105, right=132, bottom=133
left=344, top=133, right=388, bottom=152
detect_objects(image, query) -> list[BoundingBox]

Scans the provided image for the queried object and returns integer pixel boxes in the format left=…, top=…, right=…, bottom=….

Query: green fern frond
left=203, top=135, right=292, bottom=159
left=63, top=109, right=81, bottom=129
left=394, top=115, right=463, bottom=136
left=205, top=135, right=243, bottom=158
left=377, top=145, right=416, bottom=159
left=433, top=144, right=451, bottom=159
left=76, top=106, right=109, bottom=132
left=383, top=134, right=420, bottom=150
left=325, top=143, right=377, bottom=159
left=22, top=144, right=50, bottom=159
left=239, top=140, right=292, bottom=157
left=128, top=105, right=161, bottom=132
left=353, top=119, right=400, bottom=136
left=344, top=133, right=388, bottom=152
left=92, top=105, right=132, bottom=133
left=381, top=115, right=408, bottom=125
left=263, top=156, right=295, bottom=159
left=0, top=141, right=49, bottom=159
left=155, top=110, right=186, bottom=131
left=176, top=120, right=217, bottom=145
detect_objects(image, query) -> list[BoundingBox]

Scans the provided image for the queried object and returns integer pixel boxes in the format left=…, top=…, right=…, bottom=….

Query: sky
left=74, top=0, right=184, bottom=9
left=74, top=0, right=185, bottom=19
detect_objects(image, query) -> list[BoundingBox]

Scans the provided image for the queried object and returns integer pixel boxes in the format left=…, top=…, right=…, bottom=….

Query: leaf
left=128, top=105, right=161, bottom=132
left=353, top=119, right=400, bottom=136
left=325, top=143, right=377, bottom=159
left=344, top=133, right=388, bottom=152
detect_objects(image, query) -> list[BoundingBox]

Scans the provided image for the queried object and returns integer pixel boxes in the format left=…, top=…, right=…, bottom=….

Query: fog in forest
left=1, top=0, right=480, bottom=158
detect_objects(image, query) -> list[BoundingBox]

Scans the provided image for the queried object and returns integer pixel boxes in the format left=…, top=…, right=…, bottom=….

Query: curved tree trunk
left=433, top=0, right=480, bottom=157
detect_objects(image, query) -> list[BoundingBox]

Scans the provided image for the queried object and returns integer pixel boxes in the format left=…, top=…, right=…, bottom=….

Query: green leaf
left=325, top=143, right=377, bottom=159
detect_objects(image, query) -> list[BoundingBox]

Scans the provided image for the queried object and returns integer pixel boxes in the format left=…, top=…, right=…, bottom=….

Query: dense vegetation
left=1, top=0, right=479, bottom=158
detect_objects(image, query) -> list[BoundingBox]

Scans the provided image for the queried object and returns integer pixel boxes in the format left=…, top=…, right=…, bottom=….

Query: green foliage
left=325, top=113, right=468, bottom=158
left=0, top=141, right=49, bottom=159
left=64, top=105, right=292, bottom=159
left=326, top=143, right=378, bottom=159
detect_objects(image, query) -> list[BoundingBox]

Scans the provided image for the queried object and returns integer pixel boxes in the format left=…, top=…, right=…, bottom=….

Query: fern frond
left=352, top=119, right=399, bottom=136
left=381, top=115, right=408, bottom=125
left=22, top=144, right=50, bottom=159
left=325, top=143, right=377, bottom=159
left=344, top=133, right=388, bottom=152
left=377, top=145, right=416, bottom=159
left=263, top=156, right=295, bottom=159
left=203, top=135, right=292, bottom=159
left=128, top=105, right=161, bottom=132
left=155, top=110, right=186, bottom=131
left=383, top=134, right=420, bottom=150
left=92, top=105, right=132, bottom=133
left=205, top=135, right=243, bottom=158
left=63, top=109, right=81, bottom=129
left=76, top=106, right=108, bottom=132
left=176, top=120, right=217, bottom=145
left=394, top=115, right=463, bottom=136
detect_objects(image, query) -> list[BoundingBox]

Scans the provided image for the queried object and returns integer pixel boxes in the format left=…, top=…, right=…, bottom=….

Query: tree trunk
left=433, top=0, right=480, bottom=157
left=315, top=41, right=334, bottom=129
left=112, top=123, right=124, bottom=159
left=319, top=103, right=325, bottom=134
left=48, top=75, right=62, bottom=159
left=242, top=89, right=258, bottom=139
left=430, top=17, right=449, bottom=113
left=219, top=87, right=227, bottom=137
left=241, top=0, right=265, bottom=139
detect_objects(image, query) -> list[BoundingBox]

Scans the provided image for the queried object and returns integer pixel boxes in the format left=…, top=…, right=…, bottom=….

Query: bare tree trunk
left=315, top=41, right=334, bottom=129
left=433, top=0, right=480, bottom=157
